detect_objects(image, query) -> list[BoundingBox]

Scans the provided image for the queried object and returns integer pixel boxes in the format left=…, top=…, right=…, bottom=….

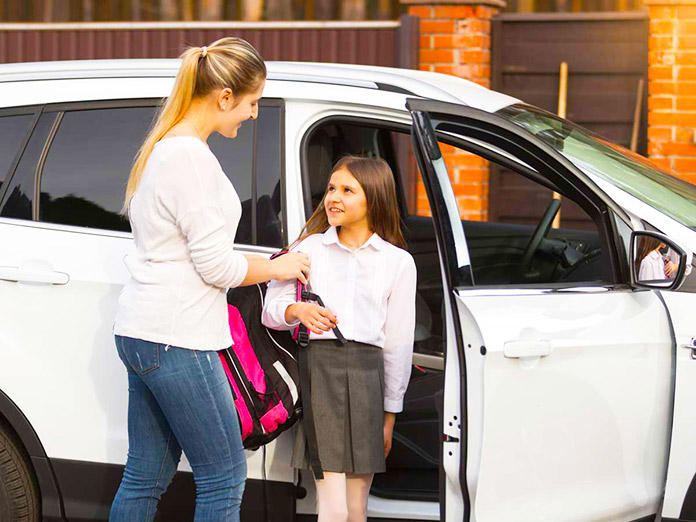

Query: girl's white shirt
left=638, top=250, right=665, bottom=281
left=114, top=136, right=249, bottom=351
left=262, top=226, right=417, bottom=413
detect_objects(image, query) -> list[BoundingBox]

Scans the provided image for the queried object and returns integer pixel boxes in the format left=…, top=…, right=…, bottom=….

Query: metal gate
left=490, top=12, right=648, bottom=228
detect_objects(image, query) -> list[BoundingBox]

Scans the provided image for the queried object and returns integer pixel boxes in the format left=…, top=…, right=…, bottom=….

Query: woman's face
left=218, top=79, right=265, bottom=138
left=324, top=168, right=369, bottom=229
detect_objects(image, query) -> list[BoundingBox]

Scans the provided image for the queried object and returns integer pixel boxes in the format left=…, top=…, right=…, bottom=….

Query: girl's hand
left=286, top=302, right=338, bottom=335
left=384, top=412, right=396, bottom=459
left=665, top=260, right=678, bottom=277
left=271, top=253, right=311, bottom=284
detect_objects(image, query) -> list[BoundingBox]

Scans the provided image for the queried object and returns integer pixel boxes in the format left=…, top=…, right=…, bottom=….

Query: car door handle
left=680, top=338, right=696, bottom=359
left=0, top=266, right=69, bottom=285
left=504, top=340, right=553, bottom=358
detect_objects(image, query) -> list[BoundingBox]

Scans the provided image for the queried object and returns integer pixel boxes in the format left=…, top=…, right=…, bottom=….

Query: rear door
left=408, top=98, right=673, bottom=522
left=0, top=97, right=289, bottom=521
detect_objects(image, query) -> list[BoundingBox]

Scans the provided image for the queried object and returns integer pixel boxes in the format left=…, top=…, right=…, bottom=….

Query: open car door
left=408, top=98, right=674, bottom=522
left=660, top=286, right=696, bottom=522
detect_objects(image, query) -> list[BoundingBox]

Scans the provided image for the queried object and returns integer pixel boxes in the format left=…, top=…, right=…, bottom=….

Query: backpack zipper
left=226, top=351, right=266, bottom=434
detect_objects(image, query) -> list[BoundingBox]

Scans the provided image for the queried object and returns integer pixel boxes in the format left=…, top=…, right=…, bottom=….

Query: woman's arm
left=241, top=253, right=309, bottom=286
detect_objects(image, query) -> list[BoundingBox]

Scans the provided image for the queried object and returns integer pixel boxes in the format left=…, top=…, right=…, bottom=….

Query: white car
left=0, top=59, right=694, bottom=522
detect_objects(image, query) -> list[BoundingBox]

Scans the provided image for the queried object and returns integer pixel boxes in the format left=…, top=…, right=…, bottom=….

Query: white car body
left=0, top=59, right=694, bottom=522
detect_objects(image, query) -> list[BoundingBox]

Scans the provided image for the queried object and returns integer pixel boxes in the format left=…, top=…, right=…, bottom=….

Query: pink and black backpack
left=219, top=282, right=302, bottom=451
left=219, top=254, right=346, bottom=478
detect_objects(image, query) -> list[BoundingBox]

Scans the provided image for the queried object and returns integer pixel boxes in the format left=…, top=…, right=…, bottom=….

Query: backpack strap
left=295, top=281, right=310, bottom=347
left=298, top=343, right=324, bottom=480
left=299, top=289, right=347, bottom=344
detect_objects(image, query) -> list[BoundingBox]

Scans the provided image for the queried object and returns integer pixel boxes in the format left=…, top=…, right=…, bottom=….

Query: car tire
left=0, top=424, right=39, bottom=522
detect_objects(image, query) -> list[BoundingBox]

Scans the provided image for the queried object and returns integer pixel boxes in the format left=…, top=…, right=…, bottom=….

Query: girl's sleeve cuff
left=384, top=397, right=403, bottom=413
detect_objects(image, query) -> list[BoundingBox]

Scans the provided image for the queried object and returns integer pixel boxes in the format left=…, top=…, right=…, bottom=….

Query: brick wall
left=402, top=0, right=504, bottom=220
left=647, top=0, right=696, bottom=185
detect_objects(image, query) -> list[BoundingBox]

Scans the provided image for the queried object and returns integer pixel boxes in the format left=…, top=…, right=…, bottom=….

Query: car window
left=0, top=112, right=35, bottom=193
left=211, top=102, right=284, bottom=248
left=40, top=106, right=156, bottom=231
left=254, top=103, right=283, bottom=248
left=0, top=101, right=284, bottom=247
left=433, top=138, right=612, bottom=287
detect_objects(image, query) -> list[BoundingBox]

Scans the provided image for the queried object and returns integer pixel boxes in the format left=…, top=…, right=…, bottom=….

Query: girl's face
left=218, top=80, right=265, bottom=138
left=324, top=168, right=369, bottom=229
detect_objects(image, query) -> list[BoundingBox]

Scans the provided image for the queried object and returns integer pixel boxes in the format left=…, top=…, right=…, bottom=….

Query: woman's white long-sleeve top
left=114, top=136, right=249, bottom=351
left=261, top=226, right=417, bottom=413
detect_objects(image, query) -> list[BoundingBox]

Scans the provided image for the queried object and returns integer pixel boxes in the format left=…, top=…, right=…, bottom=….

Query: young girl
left=111, top=38, right=309, bottom=522
left=262, top=156, right=417, bottom=522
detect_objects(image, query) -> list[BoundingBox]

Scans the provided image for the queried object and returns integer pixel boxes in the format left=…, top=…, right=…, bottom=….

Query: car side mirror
left=630, top=231, right=691, bottom=290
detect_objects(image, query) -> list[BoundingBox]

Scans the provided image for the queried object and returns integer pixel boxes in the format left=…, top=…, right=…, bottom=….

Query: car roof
left=0, top=59, right=520, bottom=113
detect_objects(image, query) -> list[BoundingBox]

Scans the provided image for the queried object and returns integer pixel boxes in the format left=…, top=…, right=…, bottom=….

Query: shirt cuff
left=276, top=299, right=301, bottom=328
left=384, top=397, right=403, bottom=413
left=229, top=254, right=249, bottom=289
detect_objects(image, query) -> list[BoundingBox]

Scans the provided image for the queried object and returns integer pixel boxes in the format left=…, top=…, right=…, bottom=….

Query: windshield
left=496, top=104, right=696, bottom=230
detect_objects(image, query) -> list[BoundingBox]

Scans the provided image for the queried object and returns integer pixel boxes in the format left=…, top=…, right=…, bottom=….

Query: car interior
left=302, top=118, right=610, bottom=503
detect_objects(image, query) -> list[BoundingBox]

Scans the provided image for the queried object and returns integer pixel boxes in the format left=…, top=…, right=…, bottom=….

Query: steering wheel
left=519, top=199, right=561, bottom=276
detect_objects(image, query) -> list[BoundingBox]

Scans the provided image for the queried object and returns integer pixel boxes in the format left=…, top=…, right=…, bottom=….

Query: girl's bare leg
left=346, top=473, right=374, bottom=522
left=315, top=472, right=349, bottom=522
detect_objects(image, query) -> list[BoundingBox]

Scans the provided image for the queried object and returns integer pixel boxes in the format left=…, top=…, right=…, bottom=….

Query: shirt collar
left=648, top=250, right=662, bottom=260
left=322, top=226, right=385, bottom=252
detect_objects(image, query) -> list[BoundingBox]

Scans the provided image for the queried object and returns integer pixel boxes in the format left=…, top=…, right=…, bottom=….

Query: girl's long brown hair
left=123, top=37, right=266, bottom=212
left=295, top=156, right=406, bottom=249
left=634, top=236, right=664, bottom=275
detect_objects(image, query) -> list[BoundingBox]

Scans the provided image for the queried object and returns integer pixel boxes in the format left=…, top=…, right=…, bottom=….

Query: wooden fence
left=0, top=16, right=419, bottom=67
left=1, top=0, right=403, bottom=22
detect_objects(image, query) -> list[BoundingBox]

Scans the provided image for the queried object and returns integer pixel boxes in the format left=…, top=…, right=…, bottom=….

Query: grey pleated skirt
left=292, top=340, right=386, bottom=475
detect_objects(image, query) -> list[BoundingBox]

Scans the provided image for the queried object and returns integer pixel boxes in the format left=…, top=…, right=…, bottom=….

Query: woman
left=111, top=38, right=309, bottom=522
left=262, top=156, right=417, bottom=522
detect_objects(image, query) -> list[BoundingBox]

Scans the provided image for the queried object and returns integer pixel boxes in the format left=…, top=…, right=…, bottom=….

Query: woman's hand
left=271, top=253, right=311, bottom=284
left=384, top=412, right=396, bottom=459
left=285, top=302, right=338, bottom=334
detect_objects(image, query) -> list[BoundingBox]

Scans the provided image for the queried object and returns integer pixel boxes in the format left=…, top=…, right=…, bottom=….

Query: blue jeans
left=109, top=335, right=246, bottom=522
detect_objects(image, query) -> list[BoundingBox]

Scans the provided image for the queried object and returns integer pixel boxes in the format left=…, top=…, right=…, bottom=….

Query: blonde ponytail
left=123, top=38, right=266, bottom=212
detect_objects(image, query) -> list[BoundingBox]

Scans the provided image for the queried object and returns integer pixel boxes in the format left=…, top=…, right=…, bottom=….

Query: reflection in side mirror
left=631, top=231, right=688, bottom=290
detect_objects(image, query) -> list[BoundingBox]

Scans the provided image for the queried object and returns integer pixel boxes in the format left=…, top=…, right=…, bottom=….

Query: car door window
left=460, top=153, right=611, bottom=287
left=419, top=114, right=614, bottom=288
left=0, top=101, right=284, bottom=248
left=211, top=102, right=284, bottom=248
left=40, top=106, right=156, bottom=232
